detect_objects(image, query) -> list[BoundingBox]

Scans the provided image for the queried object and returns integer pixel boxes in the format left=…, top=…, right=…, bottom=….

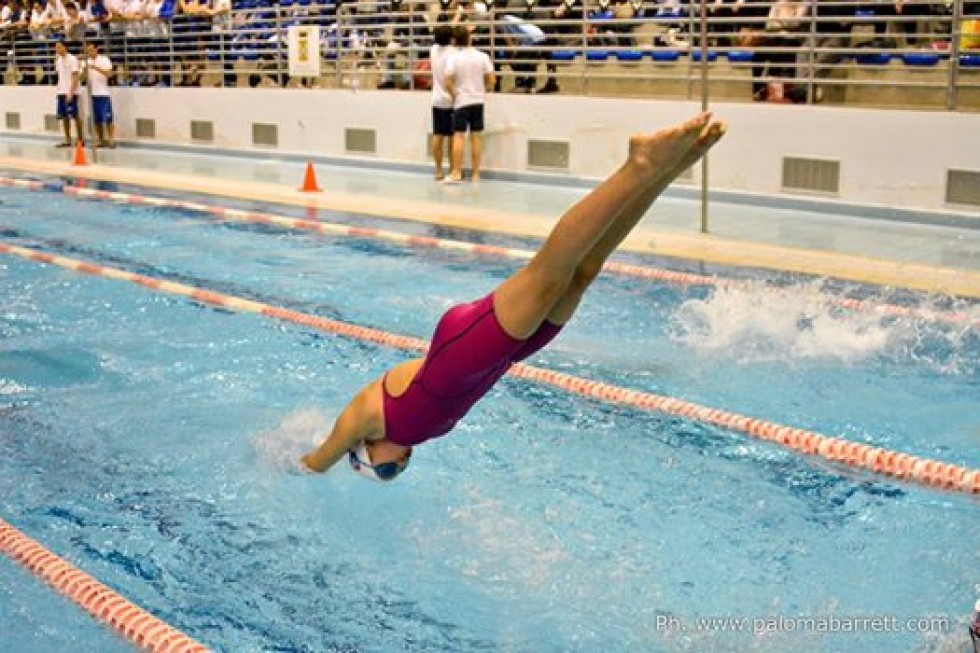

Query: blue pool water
left=0, top=182, right=978, bottom=652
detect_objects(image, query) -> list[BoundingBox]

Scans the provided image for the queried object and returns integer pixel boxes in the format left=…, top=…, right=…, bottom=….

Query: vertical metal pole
left=276, top=5, right=285, bottom=87
left=582, top=0, right=589, bottom=96
left=82, top=35, right=97, bottom=164
left=806, top=0, right=816, bottom=104
left=699, top=0, right=708, bottom=233
left=948, top=0, right=962, bottom=110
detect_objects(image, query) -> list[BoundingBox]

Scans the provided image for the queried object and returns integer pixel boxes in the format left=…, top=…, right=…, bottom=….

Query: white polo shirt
left=445, top=46, right=492, bottom=110
left=429, top=43, right=455, bottom=109
left=55, top=52, right=79, bottom=95
left=85, top=54, right=113, bottom=96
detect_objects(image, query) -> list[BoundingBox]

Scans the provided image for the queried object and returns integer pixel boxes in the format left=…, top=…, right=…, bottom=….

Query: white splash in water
left=251, top=407, right=332, bottom=473
left=670, top=281, right=903, bottom=364
left=669, top=281, right=977, bottom=373
left=0, top=379, right=29, bottom=395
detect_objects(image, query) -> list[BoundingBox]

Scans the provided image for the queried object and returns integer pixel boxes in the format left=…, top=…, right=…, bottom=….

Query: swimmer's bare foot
left=627, top=112, right=711, bottom=180
left=442, top=173, right=463, bottom=185
left=670, top=121, right=727, bottom=180
left=435, top=172, right=445, bottom=181
left=471, top=172, right=480, bottom=183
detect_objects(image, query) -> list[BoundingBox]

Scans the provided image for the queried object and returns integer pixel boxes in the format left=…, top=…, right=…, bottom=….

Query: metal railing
left=2, top=0, right=979, bottom=109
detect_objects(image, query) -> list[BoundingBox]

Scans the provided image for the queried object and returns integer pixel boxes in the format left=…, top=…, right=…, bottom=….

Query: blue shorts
left=432, top=107, right=454, bottom=136
left=92, top=96, right=113, bottom=125
left=56, top=95, right=79, bottom=119
left=453, top=104, right=485, bottom=133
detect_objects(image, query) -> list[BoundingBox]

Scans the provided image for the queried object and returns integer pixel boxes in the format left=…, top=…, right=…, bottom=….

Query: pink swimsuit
left=383, top=293, right=562, bottom=447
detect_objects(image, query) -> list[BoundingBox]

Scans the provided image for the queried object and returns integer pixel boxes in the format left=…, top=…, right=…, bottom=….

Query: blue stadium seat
left=615, top=50, right=643, bottom=62
left=648, top=49, right=681, bottom=62
left=901, top=53, right=940, bottom=67
left=726, top=50, right=753, bottom=63
left=855, top=53, right=890, bottom=65
left=586, top=50, right=610, bottom=61
left=960, top=54, right=980, bottom=67
left=551, top=50, right=579, bottom=61
left=690, top=50, right=718, bottom=62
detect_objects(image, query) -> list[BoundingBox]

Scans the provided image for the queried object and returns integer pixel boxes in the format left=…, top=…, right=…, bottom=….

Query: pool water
left=0, top=183, right=978, bottom=652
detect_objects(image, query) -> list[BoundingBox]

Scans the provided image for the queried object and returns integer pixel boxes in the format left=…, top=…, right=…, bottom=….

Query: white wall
left=3, top=86, right=979, bottom=214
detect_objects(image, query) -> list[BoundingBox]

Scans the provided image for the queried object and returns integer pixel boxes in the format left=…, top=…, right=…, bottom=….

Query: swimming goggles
left=348, top=443, right=410, bottom=482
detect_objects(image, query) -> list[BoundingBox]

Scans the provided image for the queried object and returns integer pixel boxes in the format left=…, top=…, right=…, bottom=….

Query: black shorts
left=432, top=107, right=454, bottom=136
left=453, top=104, right=484, bottom=133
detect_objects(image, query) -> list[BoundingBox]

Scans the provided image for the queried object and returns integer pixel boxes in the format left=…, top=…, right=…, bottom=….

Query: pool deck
left=1, top=140, right=979, bottom=299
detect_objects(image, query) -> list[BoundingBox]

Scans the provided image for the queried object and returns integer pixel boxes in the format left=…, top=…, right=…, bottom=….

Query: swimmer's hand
left=299, top=453, right=323, bottom=473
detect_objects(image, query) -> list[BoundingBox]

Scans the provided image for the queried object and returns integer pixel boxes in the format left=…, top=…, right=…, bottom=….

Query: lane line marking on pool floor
left=0, top=517, right=211, bottom=653
left=1, top=164, right=979, bottom=301
left=2, top=175, right=975, bottom=327
left=1, top=239, right=976, bottom=496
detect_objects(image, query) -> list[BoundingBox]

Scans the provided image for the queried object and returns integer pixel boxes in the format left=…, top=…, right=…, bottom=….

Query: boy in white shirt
left=29, top=0, right=53, bottom=39
left=54, top=39, right=83, bottom=146
left=428, top=24, right=455, bottom=181
left=443, top=25, right=493, bottom=183
left=84, top=41, right=115, bottom=147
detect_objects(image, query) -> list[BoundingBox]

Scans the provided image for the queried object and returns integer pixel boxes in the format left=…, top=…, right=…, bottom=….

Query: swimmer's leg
left=493, top=113, right=712, bottom=340
left=545, top=121, right=726, bottom=326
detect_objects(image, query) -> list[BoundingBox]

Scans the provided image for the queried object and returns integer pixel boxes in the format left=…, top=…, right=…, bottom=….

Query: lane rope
left=1, top=175, right=975, bottom=327
left=0, top=517, right=211, bottom=653
left=1, top=239, right=976, bottom=496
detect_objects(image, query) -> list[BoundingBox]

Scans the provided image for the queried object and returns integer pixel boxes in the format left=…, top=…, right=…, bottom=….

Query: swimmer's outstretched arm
left=300, top=383, right=382, bottom=473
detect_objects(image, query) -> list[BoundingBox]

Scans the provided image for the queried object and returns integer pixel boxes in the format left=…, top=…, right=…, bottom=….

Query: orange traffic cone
left=299, top=161, right=321, bottom=192
left=72, top=141, right=88, bottom=166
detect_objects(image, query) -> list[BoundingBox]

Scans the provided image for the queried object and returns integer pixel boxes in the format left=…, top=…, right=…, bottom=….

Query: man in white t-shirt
left=429, top=24, right=455, bottom=181
left=54, top=40, right=83, bottom=147
left=84, top=42, right=115, bottom=148
left=443, top=25, right=493, bottom=183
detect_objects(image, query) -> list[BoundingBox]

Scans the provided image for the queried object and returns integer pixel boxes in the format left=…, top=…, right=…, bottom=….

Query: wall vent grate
left=782, top=157, right=840, bottom=194
left=527, top=140, right=569, bottom=170
left=252, top=123, right=278, bottom=147
left=136, top=118, right=156, bottom=139
left=345, top=128, right=376, bottom=154
left=945, top=169, right=980, bottom=207
left=190, top=120, right=214, bottom=142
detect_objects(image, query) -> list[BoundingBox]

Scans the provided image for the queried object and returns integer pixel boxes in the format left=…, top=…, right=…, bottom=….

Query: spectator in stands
left=498, top=1, right=560, bottom=93
left=707, top=0, right=745, bottom=47
left=3, top=1, right=31, bottom=82
left=83, top=41, right=116, bottom=146
left=435, top=0, right=461, bottom=24
left=53, top=39, right=83, bottom=146
left=1, top=0, right=16, bottom=28
left=29, top=0, right=54, bottom=39
left=651, top=0, right=689, bottom=49
left=429, top=24, right=455, bottom=179
left=750, top=0, right=807, bottom=101
left=444, top=25, right=493, bottom=183
left=588, top=0, right=634, bottom=48
left=494, top=7, right=557, bottom=93
left=62, top=1, right=86, bottom=40
left=808, top=0, right=851, bottom=103
left=892, top=0, right=933, bottom=47
left=378, top=0, right=424, bottom=89
left=855, top=0, right=928, bottom=48
left=540, top=0, right=580, bottom=51
left=87, top=0, right=108, bottom=34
